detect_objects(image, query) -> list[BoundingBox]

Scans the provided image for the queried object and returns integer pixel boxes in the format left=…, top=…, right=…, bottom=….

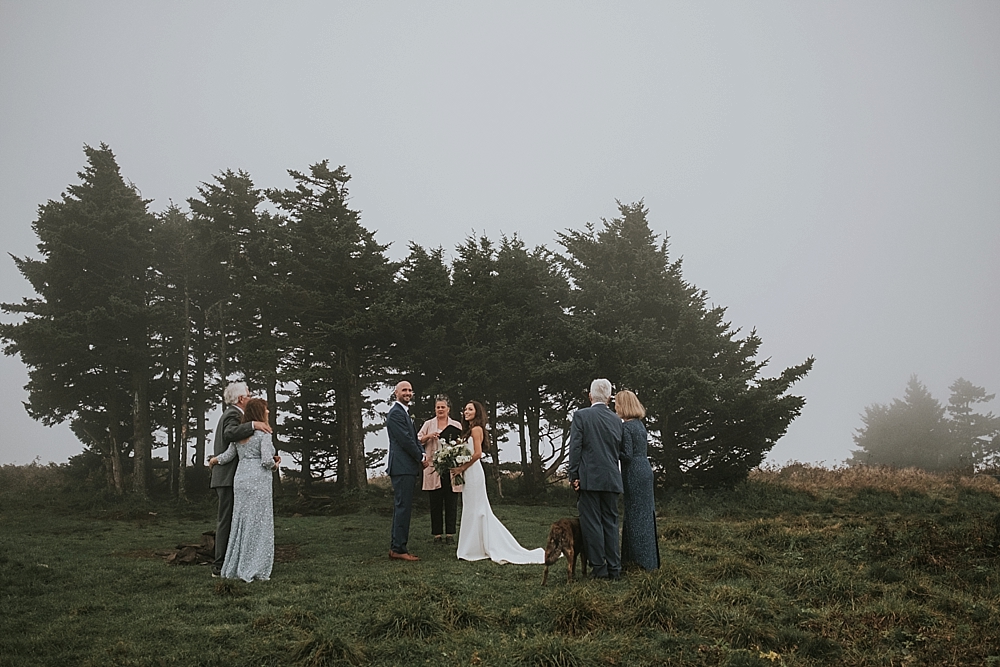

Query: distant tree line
left=850, top=376, right=1000, bottom=471
left=1, top=144, right=814, bottom=497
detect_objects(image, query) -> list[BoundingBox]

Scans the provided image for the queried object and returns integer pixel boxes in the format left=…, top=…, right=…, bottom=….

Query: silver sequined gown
left=215, top=432, right=277, bottom=582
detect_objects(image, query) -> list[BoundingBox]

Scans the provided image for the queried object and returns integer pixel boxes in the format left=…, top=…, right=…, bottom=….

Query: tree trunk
left=179, top=287, right=191, bottom=499
left=335, top=369, right=349, bottom=490
left=517, top=404, right=528, bottom=473
left=347, top=371, right=367, bottom=490
left=487, top=402, right=503, bottom=498
left=659, top=415, right=682, bottom=489
left=108, top=390, right=125, bottom=496
left=527, top=401, right=543, bottom=493
left=167, top=390, right=177, bottom=497
left=132, top=371, right=151, bottom=497
left=300, top=384, right=313, bottom=488
left=340, top=347, right=367, bottom=490
left=193, top=308, right=207, bottom=469
left=218, top=301, right=227, bottom=383
left=266, top=367, right=281, bottom=495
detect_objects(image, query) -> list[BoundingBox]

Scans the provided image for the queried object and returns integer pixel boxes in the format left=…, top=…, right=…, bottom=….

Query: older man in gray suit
left=210, top=381, right=273, bottom=577
left=569, top=378, right=624, bottom=580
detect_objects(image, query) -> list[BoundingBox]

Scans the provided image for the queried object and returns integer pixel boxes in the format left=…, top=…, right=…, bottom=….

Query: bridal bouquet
left=433, top=436, right=472, bottom=486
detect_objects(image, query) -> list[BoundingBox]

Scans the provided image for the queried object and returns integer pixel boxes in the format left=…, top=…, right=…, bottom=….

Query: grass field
left=2, top=463, right=1000, bottom=666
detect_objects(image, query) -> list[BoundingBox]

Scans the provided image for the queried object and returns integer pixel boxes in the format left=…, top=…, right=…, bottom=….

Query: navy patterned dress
left=620, top=419, right=660, bottom=570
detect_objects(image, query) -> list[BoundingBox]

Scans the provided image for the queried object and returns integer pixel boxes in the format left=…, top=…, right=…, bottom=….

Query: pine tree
left=850, top=375, right=957, bottom=470
left=486, top=236, right=575, bottom=492
left=1, top=144, right=157, bottom=494
left=392, top=243, right=464, bottom=414
left=268, top=161, right=397, bottom=490
left=947, top=378, right=1000, bottom=467
left=558, top=201, right=813, bottom=487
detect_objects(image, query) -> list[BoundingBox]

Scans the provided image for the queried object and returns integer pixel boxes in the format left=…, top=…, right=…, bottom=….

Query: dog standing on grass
left=542, top=518, right=587, bottom=585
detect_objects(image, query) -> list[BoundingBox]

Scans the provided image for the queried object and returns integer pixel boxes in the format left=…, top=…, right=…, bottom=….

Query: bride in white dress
left=452, top=400, right=544, bottom=564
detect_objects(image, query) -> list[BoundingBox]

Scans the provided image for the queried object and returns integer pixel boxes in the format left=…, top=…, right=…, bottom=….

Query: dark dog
left=542, top=517, right=587, bottom=585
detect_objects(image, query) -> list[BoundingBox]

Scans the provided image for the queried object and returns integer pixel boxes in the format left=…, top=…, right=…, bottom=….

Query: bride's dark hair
left=461, top=400, right=491, bottom=452
left=242, top=398, right=268, bottom=424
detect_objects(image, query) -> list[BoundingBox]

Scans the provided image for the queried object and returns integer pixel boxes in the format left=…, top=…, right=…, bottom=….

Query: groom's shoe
left=389, top=551, right=419, bottom=562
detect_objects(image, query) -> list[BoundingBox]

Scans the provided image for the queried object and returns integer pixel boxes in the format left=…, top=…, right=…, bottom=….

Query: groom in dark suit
left=210, top=381, right=273, bottom=577
left=386, top=380, right=427, bottom=561
left=569, top=378, right=624, bottom=580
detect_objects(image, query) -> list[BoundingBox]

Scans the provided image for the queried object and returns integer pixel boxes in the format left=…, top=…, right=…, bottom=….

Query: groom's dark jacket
left=386, top=402, right=424, bottom=476
left=210, top=405, right=255, bottom=489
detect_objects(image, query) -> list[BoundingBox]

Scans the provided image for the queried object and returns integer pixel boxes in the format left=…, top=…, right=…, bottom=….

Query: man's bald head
left=394, top=381, right=414, bottom=405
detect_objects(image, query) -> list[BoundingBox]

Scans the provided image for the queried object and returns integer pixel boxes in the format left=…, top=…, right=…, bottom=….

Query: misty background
left=1, top=1, right=997, bottom=468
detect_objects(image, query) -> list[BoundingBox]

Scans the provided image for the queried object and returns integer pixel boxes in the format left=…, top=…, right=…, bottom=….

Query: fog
left=1, top=1, right=998, bottom=467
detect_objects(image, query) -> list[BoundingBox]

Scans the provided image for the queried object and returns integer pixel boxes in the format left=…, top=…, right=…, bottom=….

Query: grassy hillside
left=2, top=463, right=999, bottom=666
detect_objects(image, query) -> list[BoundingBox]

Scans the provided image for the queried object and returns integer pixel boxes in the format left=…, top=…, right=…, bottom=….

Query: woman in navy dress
left=615, top=390, right=660, bottom=570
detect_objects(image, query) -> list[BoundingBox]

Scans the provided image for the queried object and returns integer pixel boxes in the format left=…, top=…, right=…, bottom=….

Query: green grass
left=3, top=463, right=1000, bottom=666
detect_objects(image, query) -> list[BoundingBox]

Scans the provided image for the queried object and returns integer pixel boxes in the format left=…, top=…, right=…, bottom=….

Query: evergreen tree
left=268, top=161, right=397, bottom=490
left=278, top=347, right=339, bottom=485
left=187, top=169, right=291, bottom=475
left=449, top=235, right=504, bottom=409
left=1, top=144, right=157, bottom=494
left=946, top=378, right=1000, bottom=467
left=850, top=375, right=958, bottom=470
left=558, top=201, right=813, bottom=487
left=487, top=236, right=575, bottom=492
left=150, top=204, right=202, bottom=497
left=395, top=237, right=577, bottom=493
left=392, top=243, right=464, bottom=415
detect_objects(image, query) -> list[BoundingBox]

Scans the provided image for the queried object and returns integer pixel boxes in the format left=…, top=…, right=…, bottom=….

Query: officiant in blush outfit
left=386, top=380, right=428, bottom=561
left=417, top=395, right=462, bottom=544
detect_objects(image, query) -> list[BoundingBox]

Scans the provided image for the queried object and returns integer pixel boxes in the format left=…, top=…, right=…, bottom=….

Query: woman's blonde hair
left=614, top=390, right=646, bottom=420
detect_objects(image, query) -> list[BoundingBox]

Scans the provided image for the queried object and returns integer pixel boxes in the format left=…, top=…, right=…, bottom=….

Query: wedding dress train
left=456, top=457, right=544, bottom=564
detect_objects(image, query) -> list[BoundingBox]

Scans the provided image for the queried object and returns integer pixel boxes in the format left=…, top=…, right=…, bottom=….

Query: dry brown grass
left=751, top=462, right=1000, bottom=497
left=0, top=461, right=68, bottom=494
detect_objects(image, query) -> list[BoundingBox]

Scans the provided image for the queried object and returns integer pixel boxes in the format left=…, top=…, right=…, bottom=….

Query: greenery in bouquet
left=433, top=438, right=472, bottom=485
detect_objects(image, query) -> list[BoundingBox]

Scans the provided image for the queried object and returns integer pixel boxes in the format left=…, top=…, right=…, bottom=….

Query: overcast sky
left=1, top=1, right=998, bottom=468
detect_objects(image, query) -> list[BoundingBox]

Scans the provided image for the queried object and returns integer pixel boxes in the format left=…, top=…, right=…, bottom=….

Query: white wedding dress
left=456, top=451, right=545, bottom=564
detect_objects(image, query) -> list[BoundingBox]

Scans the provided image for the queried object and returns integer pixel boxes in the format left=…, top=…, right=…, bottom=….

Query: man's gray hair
left=223, top=382, right=249, bottom=406
left=590, top=378, right=613, bottom=404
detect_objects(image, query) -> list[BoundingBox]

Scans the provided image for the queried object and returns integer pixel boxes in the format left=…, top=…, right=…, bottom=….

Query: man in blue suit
left=386, top=380, right=427, bottom=561
left=569, top=378, right=624, bottom=579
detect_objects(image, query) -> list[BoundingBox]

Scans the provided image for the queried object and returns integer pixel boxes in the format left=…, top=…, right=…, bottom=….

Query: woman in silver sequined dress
left=209, top=398, right=281, bottom=582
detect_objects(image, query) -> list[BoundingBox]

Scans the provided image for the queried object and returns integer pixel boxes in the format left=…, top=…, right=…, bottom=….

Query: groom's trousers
left=578, top=490, right=621, bottom=578
left=390, top=473, right=418, bottom=554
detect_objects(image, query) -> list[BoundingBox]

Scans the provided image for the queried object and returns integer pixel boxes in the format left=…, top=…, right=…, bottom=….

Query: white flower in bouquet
left=432, top=441, right=472, bottom=486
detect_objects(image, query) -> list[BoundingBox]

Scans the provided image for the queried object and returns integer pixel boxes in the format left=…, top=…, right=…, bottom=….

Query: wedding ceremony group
left=207, top=378, right=660, bottom=583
